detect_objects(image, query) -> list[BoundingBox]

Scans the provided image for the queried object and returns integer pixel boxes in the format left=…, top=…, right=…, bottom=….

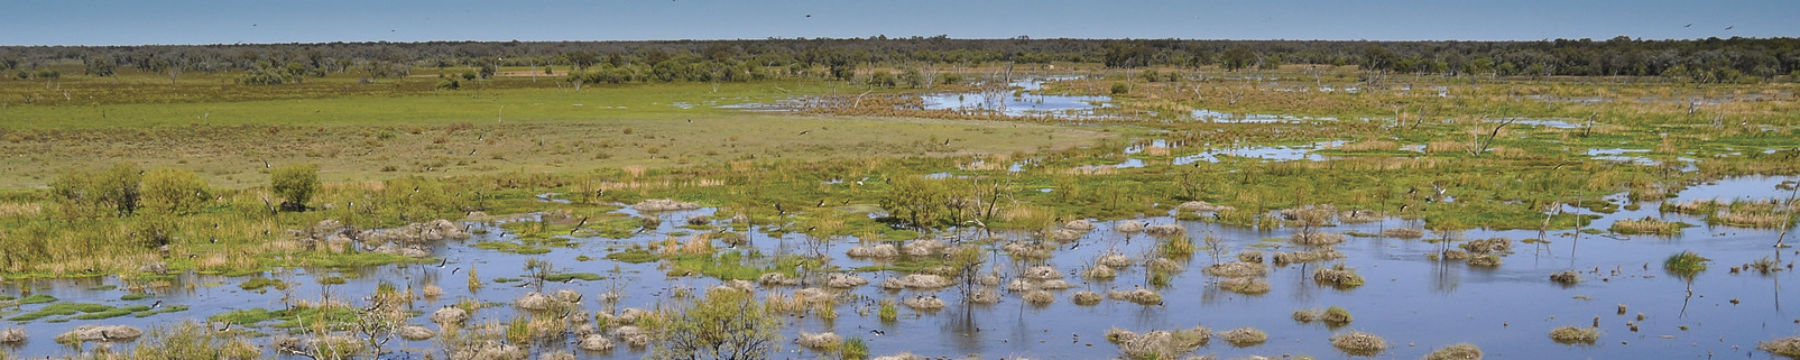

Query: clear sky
left=4, top=0, right=1794, bottom=46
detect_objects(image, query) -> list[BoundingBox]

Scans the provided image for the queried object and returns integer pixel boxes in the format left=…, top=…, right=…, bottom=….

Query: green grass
left=238, top=277, right=288, bottom=291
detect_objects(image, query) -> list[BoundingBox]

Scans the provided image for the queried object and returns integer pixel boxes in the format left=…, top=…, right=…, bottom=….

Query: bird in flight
left=1725, top=25, right=1734, bottom=30
left=805, top=14, right=812, bottom=18
left=1684, top=23, right=1692, bottom=28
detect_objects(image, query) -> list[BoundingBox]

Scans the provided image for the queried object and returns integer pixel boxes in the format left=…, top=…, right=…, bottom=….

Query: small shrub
left=142, top=169, right=211, bottom=215
left=270, top=163, right=320, bottom=211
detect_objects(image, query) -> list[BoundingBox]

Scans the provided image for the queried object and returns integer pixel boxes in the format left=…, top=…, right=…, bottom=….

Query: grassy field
left=0, top=79, right=1103, bottom=188
left=0, top=65, right=1794, bottom=279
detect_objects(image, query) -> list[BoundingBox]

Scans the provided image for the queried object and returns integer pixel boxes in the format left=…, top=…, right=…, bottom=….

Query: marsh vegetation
left=0, top=37, right=1797, bottom=359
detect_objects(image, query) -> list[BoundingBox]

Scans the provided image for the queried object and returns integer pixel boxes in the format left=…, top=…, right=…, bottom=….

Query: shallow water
left=919, top=92, right=1112, bottom=119
left=4, top=177, right=1799, bottom=359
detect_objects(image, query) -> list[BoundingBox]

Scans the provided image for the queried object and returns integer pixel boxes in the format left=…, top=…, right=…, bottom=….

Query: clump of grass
left=1381, top=227, right=1424, bottom=239
left=1609, top=217, right=1686, bottom=235
left=796, top=331, right=842, bottom=351
left=1291, top=232, right=1346, bottom=246
left=1425, top=343, right=1483, bottom=360
left=1459, top=238, right=1512, bottom=254
left=1329, top=330, right=1387, bottom=356
left=1550, top=270, right=1581, bottom=285
left=1313, top=263, right=1365, bottom=289
left=1467, top=254, right=1502, bottom=268
left=1115, top=326, right=1210, bottom=360
left=1204, top=261, right=1268, bottom=277
left=239, top=277, right=288, bottom=291
left=1548, top=326, right=1599, bottom=345
left=1750, top=257, right=1784, bottom=275
left=1159, top=237, right=1196, bottom=259
left=1292, top=309, right=1320, bottom=323
left=1664, top=251, right=1710, bottom=279
left=1219, top=327, right=1267, bottom=347
left=1760, top=337, right=1800, bottom=358
left=1219, top=277, right=1271, bottom=295
left=1321, top=306, right=1353, bottom=326
left=840, top=337, right=869, bottom=360
left=1023, top=290, right=1055, bottom=306
left=1073, top=290, right=1103, bottom=306
left=1236, top=250, right=1263, bottom=263
left=877, top=299, right=898, bottom=322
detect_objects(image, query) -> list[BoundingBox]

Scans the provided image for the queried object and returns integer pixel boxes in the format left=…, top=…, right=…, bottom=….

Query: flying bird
left=1725, top=25, right=1734, bottom=30
left=1684, top=23, right=1692, bottom=28
left=799, top=130, right=810, bottom=135
left=805, top=14, right=812, bottom=18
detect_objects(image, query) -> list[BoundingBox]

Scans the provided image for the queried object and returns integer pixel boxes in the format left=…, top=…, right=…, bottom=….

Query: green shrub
left=142, top=169, right=211, bottom=215
left=646, top=289, right=783, bottom=360
left=1111, top=83, right=1130, bottom=94
left=50, top=163, right=142, bottom=218
left=270, top=163, right=319, bottom=211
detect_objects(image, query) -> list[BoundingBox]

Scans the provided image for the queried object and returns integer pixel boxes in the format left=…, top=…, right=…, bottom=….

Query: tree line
left=2, top=36, right=1795, bottom=83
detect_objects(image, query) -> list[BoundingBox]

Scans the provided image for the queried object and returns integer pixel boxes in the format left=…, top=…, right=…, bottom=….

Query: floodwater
left=919, top=92, right=1112, bottom=119
left=1189, top=110, right=1339, bottom=124
left=7, top=174, right=1794, bottom=359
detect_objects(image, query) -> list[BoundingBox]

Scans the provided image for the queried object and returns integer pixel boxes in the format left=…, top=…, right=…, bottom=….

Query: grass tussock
left=1548, top=326, right=1600, bottom=345
left=1114, top=326, right=1210, bottom=360
left=1550, top=270, right=1581, bottom=285
left=1219, top=277, right=1271, bottom=295
left=1329, top=330, right=1387, bottom=356
left=1381, top=227, right=1424, bottom=239
left=1760, top=337, right=1800, bottom=358
left=1609, top=217, right=1686, bottom=235
left=1313, top=263, right=1365, bottom=288
left=1425, top=343, right=1483, bottom=360
left=1220, top=327, right=1267, bottom=347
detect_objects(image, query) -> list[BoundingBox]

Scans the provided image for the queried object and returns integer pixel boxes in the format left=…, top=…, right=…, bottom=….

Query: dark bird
left=870, top=329, right=885, bottom=336
left=942, top=138, right=951, bottom=146
left=469, top=149, right=477, bottom=156
left=210, top=236, right=219, bottom=244
left=775, top=203, right=786, bottom=215
left=218, top=322, right=233, bottom=332
left=451, top=267, right=461, bottom=275
left=150, top=300, right=162, bottom=309
left=798, top=130, right=810, bottom=135
left=805, top=14, right=812, bottom=18
left=570, top=217, right=588, bottom=235
left=687, top=119, right=693, bottom=123
left=1684, top=23, right=1692, bottom=28
left=1726, top=25, right=1734, bottom=30
left=817, top=199, right=826, bottom=207
left=437, top=258, right=449, bottom=268
left=263, top=160, right=271, bottom=168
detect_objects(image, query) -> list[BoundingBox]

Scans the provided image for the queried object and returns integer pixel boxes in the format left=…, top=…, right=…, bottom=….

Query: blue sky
left=5, top=0, right=1794, bottom=45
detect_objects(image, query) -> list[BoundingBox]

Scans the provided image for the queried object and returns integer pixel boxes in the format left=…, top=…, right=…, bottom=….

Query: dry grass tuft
left=1023, top=290, right=1055, bottom=306
left=1313, top=263, right=1365, bottom=288
left=1219, top=277, right=1271, bottom=295
left=1381, top=227, right=1423, bottom=239
left=1760, top=337, right=1800, bottom=357
left=1072, top=290, right=1103, bottom=306
left=1548, top=326, right=1599, bottom=345
left=1116, top=326, right=1211, bottom=360
left=1329, top=330, right=1387, bottom=356
left=1425, top=343, right=1484, bottom=360
left=1204, top=261, right=1268, bottom=277
left=1550, top=270, right=1581, bottom=285
left=1220, top=327, right=1267, bottom=347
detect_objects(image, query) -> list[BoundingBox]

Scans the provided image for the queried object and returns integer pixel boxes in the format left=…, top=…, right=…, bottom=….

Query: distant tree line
left=1, top=36, right=1794, bottom=83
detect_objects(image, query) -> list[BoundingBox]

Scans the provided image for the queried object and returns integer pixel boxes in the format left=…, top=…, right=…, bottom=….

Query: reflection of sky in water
left=1173, top=141, right=1344, bottom=164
